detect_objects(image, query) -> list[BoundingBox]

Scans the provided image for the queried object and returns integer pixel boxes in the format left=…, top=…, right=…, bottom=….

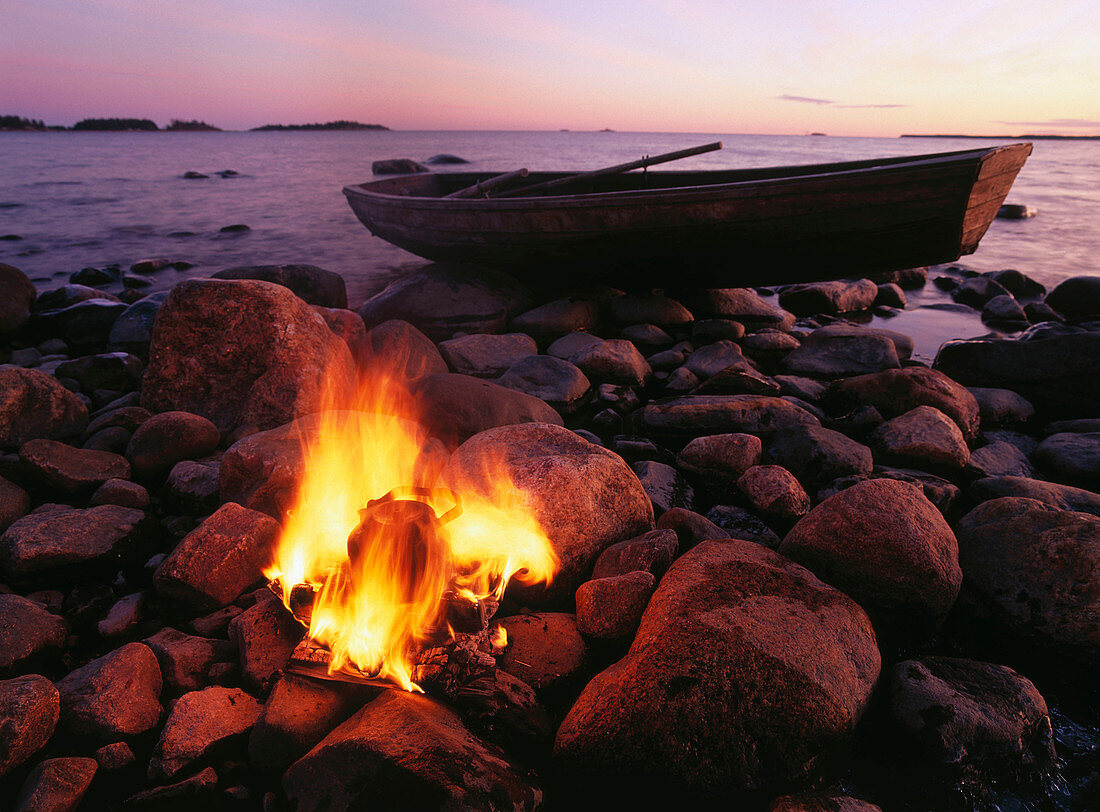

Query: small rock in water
left=371, top=157, right=428, bottom=174
left=997, top=203, right=1037, bottom=219
left=182, top=170, right=208, bottom=179
left=130, top=257, right=172, bottom=274
left=219, top=223, right=250, bottom=233
left=425, top=153, right=470, bottom=164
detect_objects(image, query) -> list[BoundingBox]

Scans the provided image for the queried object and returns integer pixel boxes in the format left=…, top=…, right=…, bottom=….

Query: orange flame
left=265, top=354, right=557, bottom=691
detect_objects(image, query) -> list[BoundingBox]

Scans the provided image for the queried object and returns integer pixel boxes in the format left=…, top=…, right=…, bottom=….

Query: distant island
left=165, top=119, right=222, bottom=132
left=0, top=115, right=57, bottom=131
left=250, top=120, right=389, bottom=131
left=902, top=133, right=1100, bottom=141
left=73, top=117, right=159, bottom=131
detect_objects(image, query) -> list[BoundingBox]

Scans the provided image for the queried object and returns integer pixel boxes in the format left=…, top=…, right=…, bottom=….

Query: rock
left=692, top=365, right=781, bottom=396
left=96, top=592, right=145, bottom=638
left=765, top=425, right=873, bottom=492
left=358, top=263, right=532, bottom=341
left=249, top=673, right=367, bottom=770
left=969, top=476, right=1100, bottom=517
left=164, top=461, right=220, bottom=509
left=782, top=329, right=900, bottom=378
left=967, top=387, right=1035, bottom=425
left=0, top=368, right=89, bottom=450
left=122, top=767, right=217, bottom=809
left=647, top=345, right=690, bottom=372
left=981, top=294, right=1028, bottom=328
left=94, top=742, right=134, bottom=771
left=54, top=352, right=143, bottom=394
left=664, top=367, right=699, bottom=392
left=18, top=439, right=130, bottom=493
left=0, top=475, right=29, bottom=533
left=442, top=423, right=654, bottom=602
left=690, top=318, right=744, bottom=343
left=125, top=410, right=220, bottom=480
left=411, top=373, right=563, bottom=447
left=1044, top=275, right=1100, bottom=321
left=228, top=597, right=304, bottom=689
left=675, top=433, right=762, bottom=485
left=737, top=465, right=810, bottom=525
left=189, top=605, right=244, bottom=638
left=1033, top=432, right=1100, bottom=487
left=608, top=294, right=693, bottom=327
left=624, top=323, right=676, bottom=348
left=33, top=285, right=119, bottom=313
left=741, top=331, right=801, bottom=369
left=154, top=502, right=281, bottom=611
left=283, top=690, right=542, bottom=812
left=313, top=306, right=369, bottom=367
left=869, top=405, right=970, bottom=470
left=496, top=613, right=589, bottom=693
left=826, top=366, right=981, bottom=441
left=148, top=685, right=262, bottom=781
left=956, top=497, right=1100, bottom=665
left=889, top=657, right=1055, bottom=777
left=770, top=793, right=883, bottom=812
left=425, top=153, right=469, bottom=164
left=682, top=340, right=749, bottom=379
left=997, top=203, right=1037, bottom=219
left=55, top=642, right=162, bottom=740
left=966, top=440, right=1034, bottom=479
left=212, top=264, right=347, bottom=308
left=632, top=460, right=694, bottom=515
left=591, top=528, right=678, bottom=579
left=497, top=355, right=591, bottom=411
left=575, top=571, right=656, bottom=641
left=90, top=478, right=149, bottom=509
left=0, top=675, right=59, bottom=777
left=547, top=331, right=602, bottom=360
left=0, top=594, right=66, bottom=676
left=778, top=279, right=878, bottom=315
left=953, top=276, right=1011, bottom=309
left=31, top=299, right=129, bottom=349
left=675, top=288, right=795, bottom=331
left=143, top=627, right=236, bottom=694
left=0, top=505, right=152, bottom=582
left=705, top=505, right=782, bottom=548
left=141, top=279, right=357, bottom=433
left=0, top=263, right=36, bottom=335
left=371, top=157, right=428, bottom=174
left=816, top=324, right=914, bottom=360
left=438, top=332, right=537, bottom=378
left=780, top=479, right=961, bottom=634
left=361, top=319, right=448, bottom=379
left=510, top=298, right=599, bottom=339
left=82, top=404, right=150, bottom=442
left=934, top=331, right=1100, bottom=418
left=875, top=282, right=907, bottom=308
left=561, top=338, right=651, bottom=386
left=1023, top=300, right=1062, bottom=324
left=638, top=395, right=819, bottom=439
left=554, top=540, right=880, bottom=794
left=13, top=757, right=97, bottom=811
left=655, top=508, right=730, bottom=548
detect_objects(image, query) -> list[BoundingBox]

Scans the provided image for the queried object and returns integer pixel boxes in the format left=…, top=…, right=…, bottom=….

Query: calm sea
left=1, top=130, right=1096, bottom=359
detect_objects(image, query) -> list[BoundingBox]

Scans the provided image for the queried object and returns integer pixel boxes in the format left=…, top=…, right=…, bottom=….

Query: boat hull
left=343, top=144, right=1031, bottom=287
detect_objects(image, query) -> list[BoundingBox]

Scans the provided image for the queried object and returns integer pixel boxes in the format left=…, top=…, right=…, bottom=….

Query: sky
left=2, top=0, right=1098, bottom=137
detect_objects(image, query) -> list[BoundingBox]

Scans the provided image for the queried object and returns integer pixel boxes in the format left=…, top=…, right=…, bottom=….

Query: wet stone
left=674, top=288, right=794, bottom=331
left=575, top=571, right=656, bottom=642
left=953, top=276, right=1011, bottom=309
left=982, top=294, right=1028, bottom=328
left=0, top=674, right=59, bottom=777
left=875, top=282, right=907, bottom=308
left=18, top=438, right=130, bottom=493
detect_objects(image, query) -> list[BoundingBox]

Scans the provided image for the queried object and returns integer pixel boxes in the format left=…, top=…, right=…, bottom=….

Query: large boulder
left=673, top=288, right=795, bottom=331
left=825, top=366, right=981, bottom=441
left=17, top=439, right=130, bottom=494
left=148, top=685, right=262, bottom=782
left=442, top=423, right=654, bottom=602
left=1033, top=432, right=1100, bottom=488
left=934, top=331, right=1100, bottom=418
left=283, top=690, right=543, bottom=812
left=1043, top=275, right=1100, bottom=321
left=0, top=367, right=88, bottom=450
left=956, top=497, right=1100, bottom=665
left=125, top=411, right=220, bottom=480
left=779, top=479, right=961, bottom=634
left=554, top=540, right=880, bottom=795
left=0, top=674, right=59, bottom=777
left=868, top=405, right=971, bottom=471
left=637, top=395, right=819, bottom=439
left=764, top=425, right=873, bottom=491
left=778, top=279, right=879, bottom=315
left=212, top=264, right=347, bottom=308
left=357, top=263, right=533, bottom=341
left=411, top=373, right=563, bottom=447
left=0, top=263, right=36, bottom=335
left=141, top=279, right=357, bottom=433
left=781, top=330, right=900, bottom=379
left=969, top=476, right=1100, bottom=517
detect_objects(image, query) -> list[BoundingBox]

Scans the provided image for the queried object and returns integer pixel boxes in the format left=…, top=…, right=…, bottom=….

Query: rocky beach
left=1, top=255, right=1098, bottom=811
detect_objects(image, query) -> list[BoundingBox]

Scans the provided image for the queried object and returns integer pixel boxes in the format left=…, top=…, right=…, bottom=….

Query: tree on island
left=0, top=115, right=48, bottom=131
left=166, top=119, right=222, bottom=131
left=250, top=120, right=389, bottom=131
left=72, top=118, right=159, bottom=131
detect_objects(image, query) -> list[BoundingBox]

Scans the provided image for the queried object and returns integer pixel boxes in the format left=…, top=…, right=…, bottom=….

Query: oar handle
left=444, top=168, right=530, bottom=199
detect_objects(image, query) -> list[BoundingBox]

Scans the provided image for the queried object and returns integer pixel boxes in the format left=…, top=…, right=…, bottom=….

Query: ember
left=265, top=362, right=558, bottom=691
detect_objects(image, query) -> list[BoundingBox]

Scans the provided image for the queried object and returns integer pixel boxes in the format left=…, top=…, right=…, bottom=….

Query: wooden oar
left=444, top=168, right=530, bottom=199
left=495, top=141, right=722, bottom=198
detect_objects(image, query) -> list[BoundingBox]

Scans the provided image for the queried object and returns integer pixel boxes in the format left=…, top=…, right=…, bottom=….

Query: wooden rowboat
left=343, top=143, right=1032, bottom=287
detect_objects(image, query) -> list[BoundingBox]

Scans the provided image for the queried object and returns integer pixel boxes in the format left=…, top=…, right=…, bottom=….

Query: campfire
left=264, top=362, right=559, bottom=692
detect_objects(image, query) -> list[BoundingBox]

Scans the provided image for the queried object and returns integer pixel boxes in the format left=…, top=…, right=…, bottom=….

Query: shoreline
left=1, top=255, right=1098, bottom=809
